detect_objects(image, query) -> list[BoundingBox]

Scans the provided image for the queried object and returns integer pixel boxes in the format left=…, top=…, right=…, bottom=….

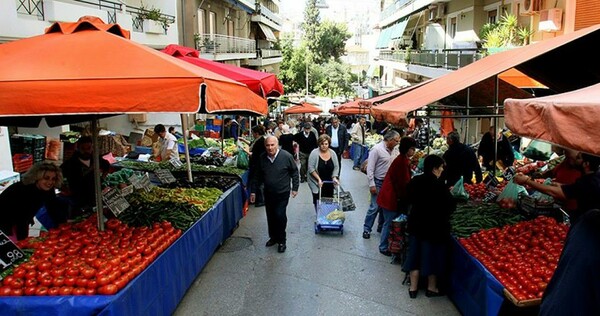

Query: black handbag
left=339, top=186, right=356, bottom=211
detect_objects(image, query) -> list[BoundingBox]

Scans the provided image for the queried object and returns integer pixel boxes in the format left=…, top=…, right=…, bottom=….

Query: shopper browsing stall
left=443, top=131, right=482, bottom=186
left=403, top=155, right=456, bottom=299
left=0, top=162, right=63, bottom=241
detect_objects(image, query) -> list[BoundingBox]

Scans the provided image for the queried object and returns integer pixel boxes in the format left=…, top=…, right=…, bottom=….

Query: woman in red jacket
left=376, top=137, right=417, bottom=256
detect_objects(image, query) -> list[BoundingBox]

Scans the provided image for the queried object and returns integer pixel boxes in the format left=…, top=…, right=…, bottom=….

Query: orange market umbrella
left=329, top=100, right=371, bottom=116
left=284, top=103, right=323, bottom=115
left=0, top=16, right=268, bottom=124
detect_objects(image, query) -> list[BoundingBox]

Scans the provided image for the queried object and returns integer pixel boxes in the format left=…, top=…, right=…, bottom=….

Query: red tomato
left=59, top=286, right=73, bottom=295
left=97, top=284, right=118, bottom=295
left=72, top=287, right=86, bottom=296
left=75, top=278, right=89, bottom=288
left=48, top=287, right=60, bottom=296
left=24, top=286, right=37, bottom=296
left=52, top=276, right=65, bottom=288
left=35, top=286, right=48, bottom=296
left=0, top=286, right=13, bottom=296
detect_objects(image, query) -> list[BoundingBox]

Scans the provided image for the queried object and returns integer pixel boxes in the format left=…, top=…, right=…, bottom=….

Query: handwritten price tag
left=0, top=231, right=26, bottom=272
left=102, top=188, right=130, bottom=217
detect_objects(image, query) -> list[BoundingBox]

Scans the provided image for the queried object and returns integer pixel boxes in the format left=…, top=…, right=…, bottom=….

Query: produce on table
left=120, top=199, right=202, bottom=230
left=364, top=134, right=383, bottom=148
left=459, top=216, right=567, bottom=302
left=431, top=137, right=448, bottom=152
left=451, top=202, right=522, bottom=238
left=103, top=168, right=142, bottom=188
left=127, top=186, right=222, bottom=213
left=116, top=160, right=246, bottom=176
left=0, top=216, right=181, bottom=296
left=160, top=176, right=238, bottom=192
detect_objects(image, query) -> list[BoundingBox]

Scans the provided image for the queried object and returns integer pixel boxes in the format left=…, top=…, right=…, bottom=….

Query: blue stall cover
left=449, top=237, right=505, bottom=316
left=0, top=184, right=244, bottom=315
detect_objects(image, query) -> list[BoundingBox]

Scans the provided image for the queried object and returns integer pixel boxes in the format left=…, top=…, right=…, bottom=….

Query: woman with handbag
left=376, top=137, right=416, bottom=256
left=307, top=134, right=339, bottom=209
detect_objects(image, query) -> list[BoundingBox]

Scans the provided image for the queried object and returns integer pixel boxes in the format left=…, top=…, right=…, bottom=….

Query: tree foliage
left=314, top=20, right=351, bottom=63
left=481, top=14, right=532, bottom=49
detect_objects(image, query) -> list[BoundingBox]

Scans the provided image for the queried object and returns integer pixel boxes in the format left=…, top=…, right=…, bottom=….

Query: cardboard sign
left=102, top=188, right=130, bottom=216
left=483, top=191, right=499, bottom=203
left=169, top=157, right=183, bottom=168
left=155, top=169, right=177, bottom=184
left=0, top=231, right=26, bottom=273
left=503, top=166, right=516, bottom=181
left=121, top=184, right=134, bottom=196
left=483, top=174, right=500, bottom=190
left=130, top=173, right=152, bottom=192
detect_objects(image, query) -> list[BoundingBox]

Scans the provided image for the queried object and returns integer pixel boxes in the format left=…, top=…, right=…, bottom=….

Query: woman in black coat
left=403, top=155, right=456, bottom=298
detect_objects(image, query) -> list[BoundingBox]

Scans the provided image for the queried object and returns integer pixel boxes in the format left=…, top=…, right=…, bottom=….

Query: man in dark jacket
left=478, top=126, right=515, bottom=170
left=250, top=136, right=299, bottom=253
left=443, top=131, right=482, bottom=186
left=325, top=117, right=350, bottom=174
left=293, top=123, right=318, bottom=182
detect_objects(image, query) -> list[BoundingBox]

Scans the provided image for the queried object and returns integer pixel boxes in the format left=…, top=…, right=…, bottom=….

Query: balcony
left=196, top=34, right=256, bottom=61
left=244, top=49, right=283, bottom=67
left=6, top=0, right=177, bottom=46
left=378, top=49, right=485, bottom=70
left=251, top=4, right=283, bottom=31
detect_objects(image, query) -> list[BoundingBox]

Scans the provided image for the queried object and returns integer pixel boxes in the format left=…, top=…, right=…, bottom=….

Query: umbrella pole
left=91, top=119, right=105, bottom=231
left=181, top=114, right=193, bottom=182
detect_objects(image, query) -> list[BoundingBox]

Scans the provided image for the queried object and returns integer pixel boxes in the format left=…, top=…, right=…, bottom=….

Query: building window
left=209, top=11, right=216, bottom=39
left=227, top=20, right=234, bottom=37
left=450, top=17, right=457, bottom=38
left=488, top=10, right=497, bottom=24
left=197, top=9, right=205, bottom=35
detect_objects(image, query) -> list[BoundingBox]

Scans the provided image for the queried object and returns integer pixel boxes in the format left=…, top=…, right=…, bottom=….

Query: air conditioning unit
left=436, top=4, right=446, bottom=19
left=539, top=8, right=563, bottom=32
left=520, top=0, right=540, bottom=16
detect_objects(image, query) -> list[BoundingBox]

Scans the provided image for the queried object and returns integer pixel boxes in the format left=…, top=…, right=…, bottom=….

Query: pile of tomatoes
left=464, top=183, right=489, bottom=200
left=459, top=216, right=568, bottom=301
left=0, top=216, right=181, bottom=296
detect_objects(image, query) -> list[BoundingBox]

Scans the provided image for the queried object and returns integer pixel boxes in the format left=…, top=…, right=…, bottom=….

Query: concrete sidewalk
left=174, top=158, right=460, bottom=316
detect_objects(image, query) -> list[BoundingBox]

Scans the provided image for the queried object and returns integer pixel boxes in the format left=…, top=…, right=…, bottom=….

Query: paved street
left=174, top=158, right=460, bottom=316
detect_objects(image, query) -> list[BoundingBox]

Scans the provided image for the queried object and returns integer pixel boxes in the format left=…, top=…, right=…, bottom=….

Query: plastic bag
left=236, top=148, right=249, bottom=169
left=450, top=176, right=469, bottom=200
left=530, top=178, right=554, bottom=204
left=497, top=180, right=528, bottom=202
left=523, top=140, right=552, bottom=161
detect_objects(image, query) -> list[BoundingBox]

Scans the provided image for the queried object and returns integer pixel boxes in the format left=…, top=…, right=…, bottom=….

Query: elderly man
left=362, top=130, right=401, bottom=239
left=326, top=117, right=350, bottom=174
left=250, top=136, right=299, bottom=253
left=350, top=116, right=369, bottom=170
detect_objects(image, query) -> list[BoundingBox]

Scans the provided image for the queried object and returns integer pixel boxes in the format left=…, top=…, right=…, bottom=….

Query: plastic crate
left=13, top=154, right=33, bottom=173
left=135, top=146, right=152, bottom=154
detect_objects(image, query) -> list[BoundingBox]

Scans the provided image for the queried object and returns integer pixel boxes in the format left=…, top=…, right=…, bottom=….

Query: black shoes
left=265, top=239, right=276, bottom=247
left=379, top=250, right=392, bottom=257
left=277, top=243, right=286, bottom=253
left=409, top=289, right=418, bottom=299
left=362, top=231, right=370, bottom=239
left=352, top=166, right=360, bottom=170
left=425, top=290, right=444, bottom=297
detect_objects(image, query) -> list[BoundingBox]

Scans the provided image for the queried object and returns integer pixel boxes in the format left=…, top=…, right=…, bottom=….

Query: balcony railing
left=257, top=4, right=283, bottom=27
left=378, top=49, right=486, bottom=70
left=15, top=0, right=174, bottom=33
left=259, top=49, right=282, bottom=58
left=380, top=0, right=412, bottom=21
left=196, top=34, right=256, bottom=55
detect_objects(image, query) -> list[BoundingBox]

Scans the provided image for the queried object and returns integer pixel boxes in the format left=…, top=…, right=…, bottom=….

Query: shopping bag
left=339, top=186, right=356, bottom=211
left=236, top=147, right=249, bottom=169
left=497, top=179, right=528, bottom=202
left=450, top=176, right=469, bottom=200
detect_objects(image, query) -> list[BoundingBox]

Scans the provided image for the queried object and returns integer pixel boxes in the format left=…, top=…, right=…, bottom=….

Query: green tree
left=311, top=61, right=356, bottom=98
left=481, top=14, right=532, bottom=50
left=314, top=21, right=351, bottom=63
left=280, top=37, right=310, bottom=94
left=302, top=0, right=321, bottom=56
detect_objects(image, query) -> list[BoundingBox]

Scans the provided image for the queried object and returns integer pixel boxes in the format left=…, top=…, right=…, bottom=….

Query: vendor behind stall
left=0, top=162, right=63, bottom=241
left=514, top=152, right=600, bottom=225
left=154, top=124, right=179, bottom=161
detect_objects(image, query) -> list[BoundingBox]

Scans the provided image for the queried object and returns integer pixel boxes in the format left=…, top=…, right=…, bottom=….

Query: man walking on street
left=326, top=117, right=350, bottom=175
left=294, top=122, right=318, bottom=183
left=362, top=130, right=400, bottom=239
left=250, top=136, right=299, bottom=253
left=351, top=116, right=368, bottom=170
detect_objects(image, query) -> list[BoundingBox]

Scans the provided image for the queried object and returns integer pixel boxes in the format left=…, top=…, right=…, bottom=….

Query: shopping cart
left=314, top=181, right=344, bottom=234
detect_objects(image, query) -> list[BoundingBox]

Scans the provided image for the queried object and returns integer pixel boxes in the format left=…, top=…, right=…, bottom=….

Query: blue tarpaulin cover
left=449, top=237, right=505, bottom=316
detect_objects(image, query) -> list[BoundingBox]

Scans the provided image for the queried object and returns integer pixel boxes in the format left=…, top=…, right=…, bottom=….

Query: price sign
left=121, top=184, right=134, bottom=196
left=102, top=188, right=130, bottom=216
left=155, top=169, right=177, bottom=184
left=0, top=231, right=26, bottom=273
left=483, top=174, right=500, bottom=190
left=482, top=191, right=499, bottom=203
left=131, top=173, right=152, bottom=192
left=503, top=166, right=516, bottom=181
left=169, top=157, right=183, bottom=168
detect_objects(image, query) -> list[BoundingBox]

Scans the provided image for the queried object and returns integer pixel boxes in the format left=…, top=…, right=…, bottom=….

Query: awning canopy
left=257, top=23, right=277, bottom=42
left=161, top=44, right=284, bottom=101
left=498, top=68, right=547, bottom=89
left=376, top=27, right=393, bottom=49
left=372, top=24, right=600, bottom=123
left=389, top=19, right=409, bottom=40
left=284, top=103, right=322, bottom=115
left=505, top=82, right=600, bottom=156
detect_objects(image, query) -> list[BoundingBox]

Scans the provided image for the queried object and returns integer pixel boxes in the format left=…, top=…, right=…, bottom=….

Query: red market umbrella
left=329, top=100, right=371, bottom=116
left=284, top=103, right=323, bottom=115
left=161, top=44, right=284, bottom=98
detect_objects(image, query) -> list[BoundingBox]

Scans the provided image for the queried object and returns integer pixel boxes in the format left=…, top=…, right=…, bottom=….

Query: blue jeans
left=363, top=178, right=384, bottom=233
left=379, top=207, right=401, bottom=252
left=352, top=142, right=364, bottom=168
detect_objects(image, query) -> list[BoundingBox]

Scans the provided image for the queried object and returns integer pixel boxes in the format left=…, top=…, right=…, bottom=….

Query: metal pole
left=305, top=60, right=309, bottom=99
left=493, top=76, right=499, bottom=175
left=465, top=88, right=470, bottom=144
left=91, top=119, right=104, bottom=231
left=181, top=114, right=193, bottom=182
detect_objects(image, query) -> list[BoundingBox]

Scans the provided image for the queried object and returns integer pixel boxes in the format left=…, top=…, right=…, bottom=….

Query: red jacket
left=377, top=154, right=411, bottom=212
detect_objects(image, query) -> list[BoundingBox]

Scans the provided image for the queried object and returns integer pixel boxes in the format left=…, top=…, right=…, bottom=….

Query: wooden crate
left=504, top=289, right=541, bottom=307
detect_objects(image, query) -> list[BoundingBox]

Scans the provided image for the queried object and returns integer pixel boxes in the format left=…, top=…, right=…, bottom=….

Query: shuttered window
left=575, top=0, right=600, bottom=30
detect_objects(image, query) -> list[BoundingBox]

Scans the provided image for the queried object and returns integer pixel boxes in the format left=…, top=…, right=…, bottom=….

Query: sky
left=279, top=0, right=380, bottom=25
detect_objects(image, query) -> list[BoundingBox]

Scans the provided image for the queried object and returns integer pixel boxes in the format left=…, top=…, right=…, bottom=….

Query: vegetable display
left=115, top=160, right=246, bottom=176
left=0, top=217, right=181, bottom=296
left=459, top=216, right=567, bottom=303
left=451, top=202, right=522, bottom=238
